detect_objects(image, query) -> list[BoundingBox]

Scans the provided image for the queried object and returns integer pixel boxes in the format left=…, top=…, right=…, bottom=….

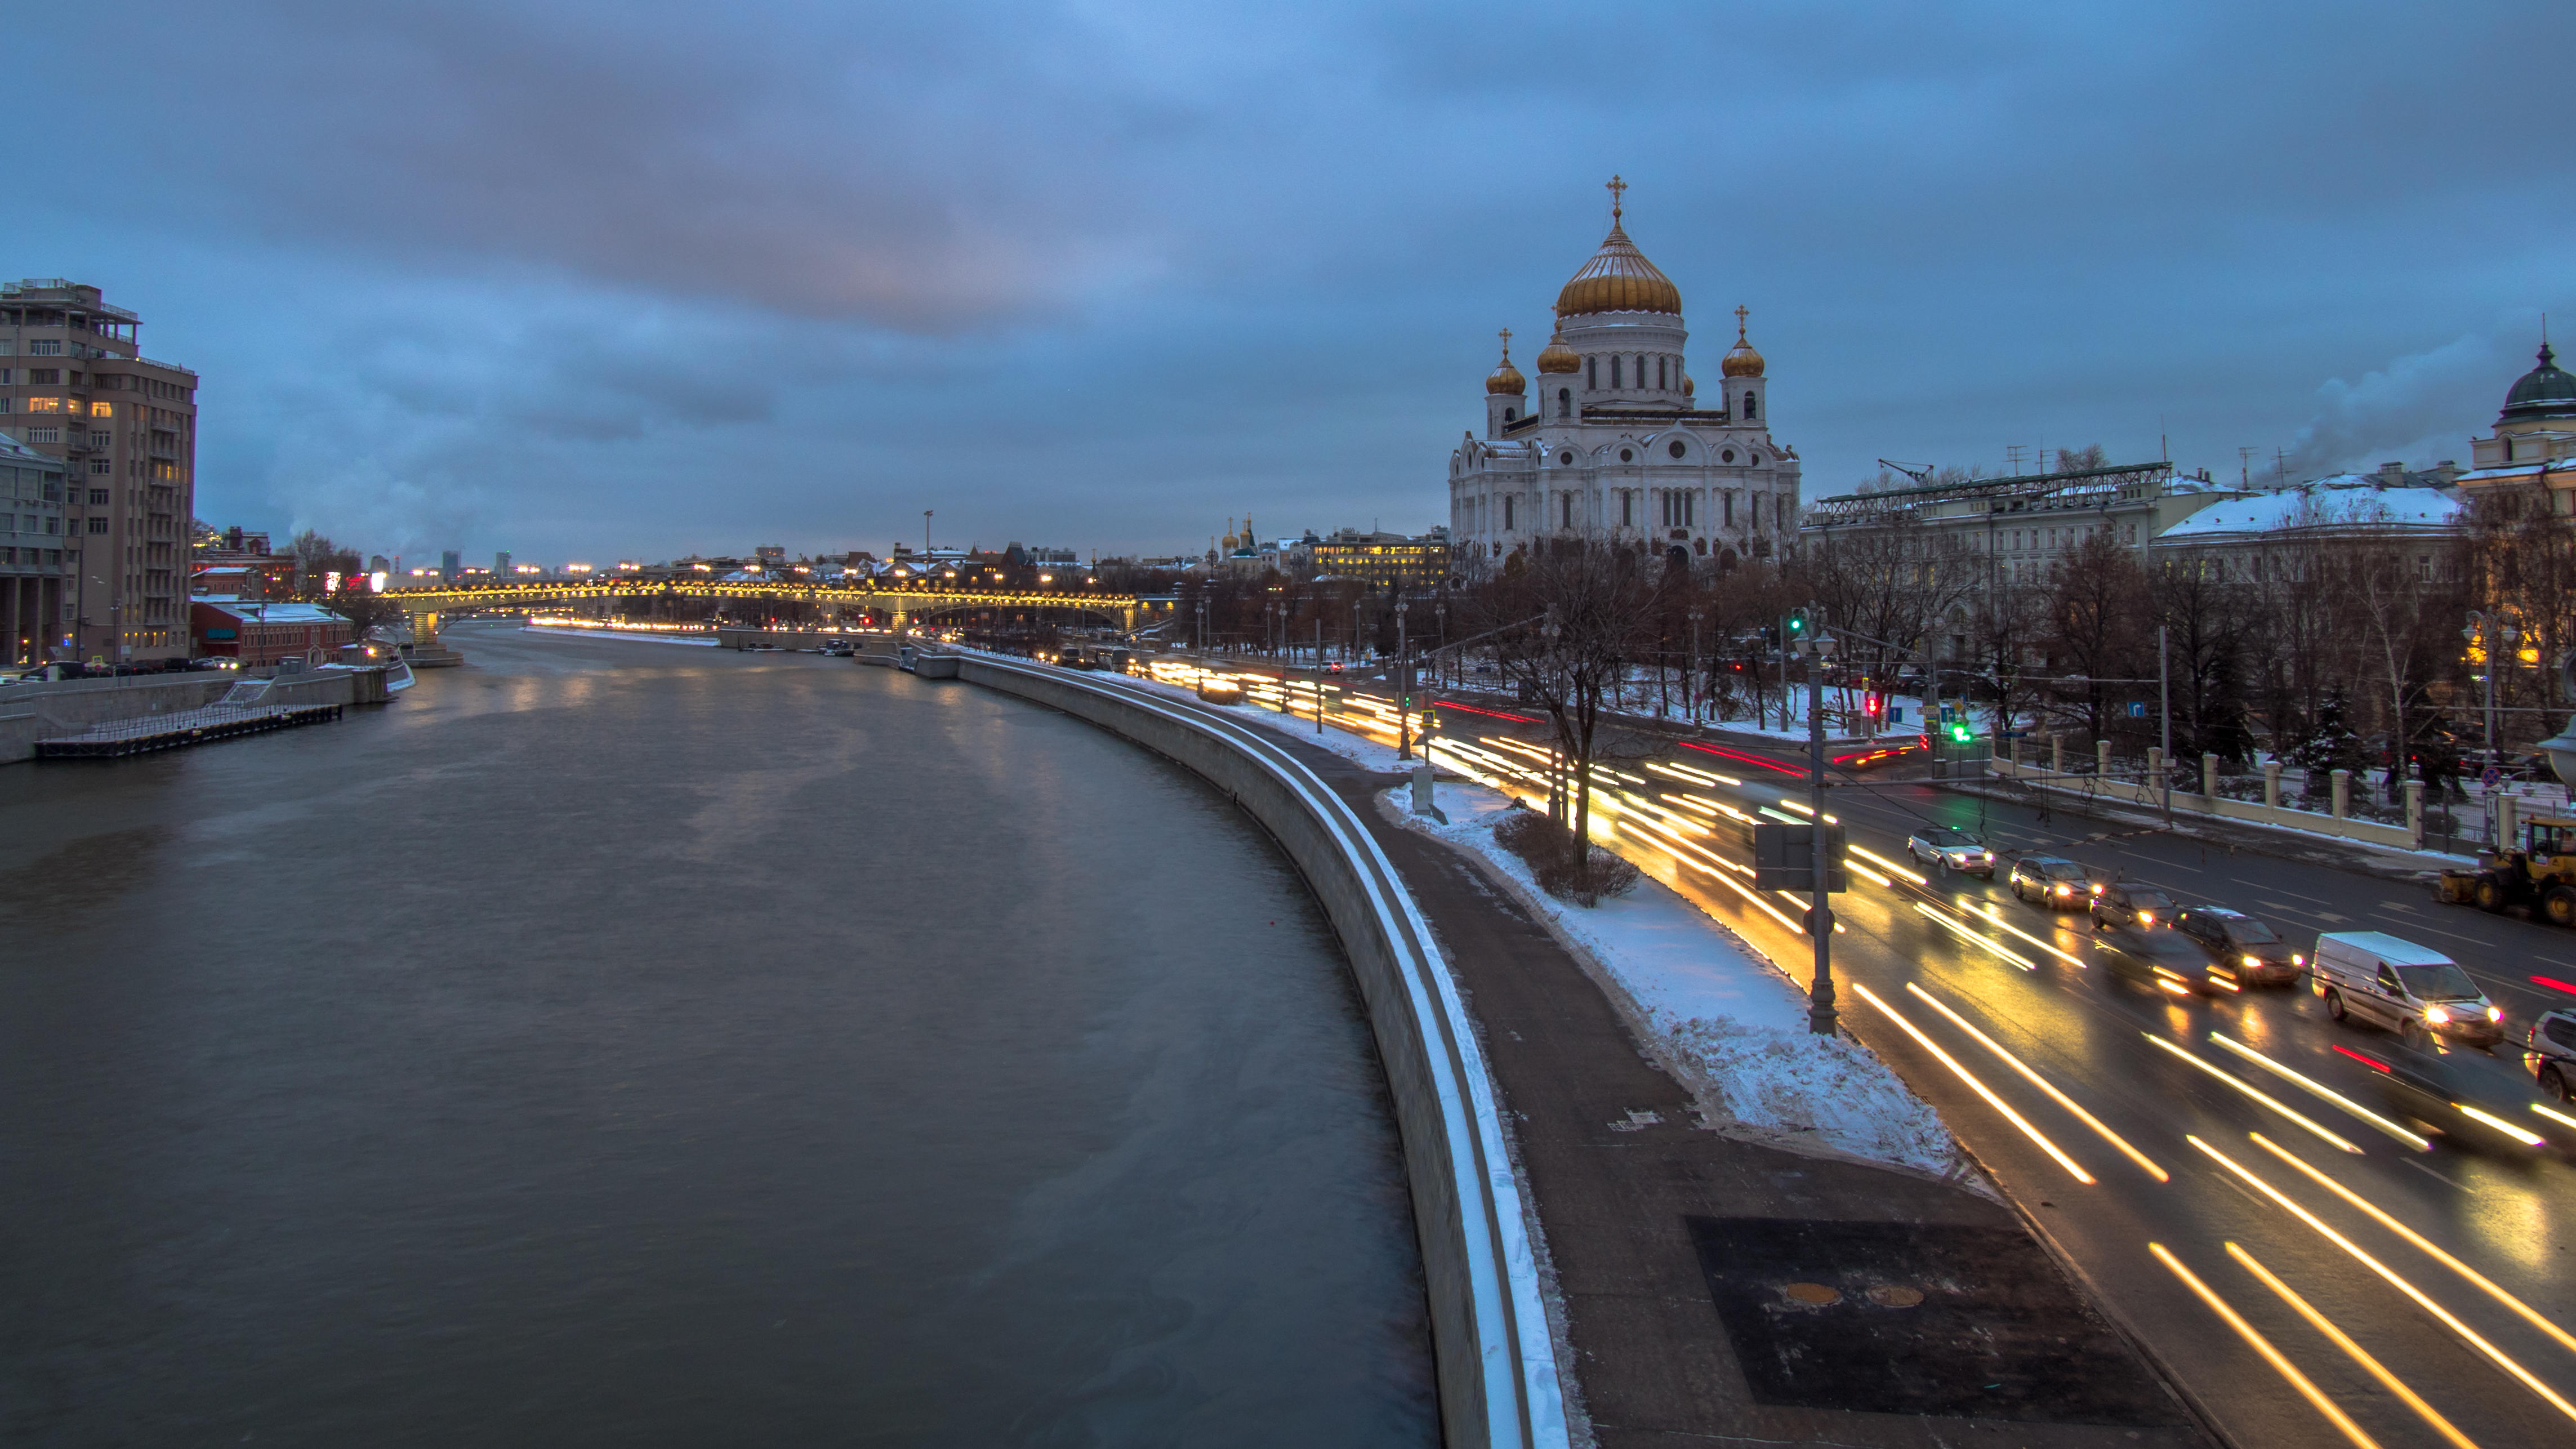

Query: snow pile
left=1398, top=781, right=1966, bottom=1181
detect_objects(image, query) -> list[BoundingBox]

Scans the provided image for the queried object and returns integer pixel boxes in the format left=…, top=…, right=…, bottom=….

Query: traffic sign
left=2126, top=701, right=2147, bottom=718
left=2482, top=765, right=2502, bottom=788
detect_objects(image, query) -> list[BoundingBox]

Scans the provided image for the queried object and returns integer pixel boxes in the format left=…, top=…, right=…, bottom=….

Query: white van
left=2312, top=931, right=2502, bottom=1047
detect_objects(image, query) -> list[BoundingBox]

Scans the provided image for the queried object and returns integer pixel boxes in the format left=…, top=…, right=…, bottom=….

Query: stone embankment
left=0, top=669, right=391, bottom=765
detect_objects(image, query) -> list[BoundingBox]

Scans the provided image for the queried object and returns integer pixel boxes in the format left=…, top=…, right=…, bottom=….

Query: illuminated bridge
left=382, top=578, right=1160, bottom=640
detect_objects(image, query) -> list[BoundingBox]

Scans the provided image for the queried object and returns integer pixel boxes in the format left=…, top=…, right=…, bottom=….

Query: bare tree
left=2040, top=531, right=2150, bottom=743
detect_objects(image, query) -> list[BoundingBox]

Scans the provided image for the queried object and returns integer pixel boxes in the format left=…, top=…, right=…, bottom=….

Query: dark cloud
left=16, top=1, right=2575, bottom=560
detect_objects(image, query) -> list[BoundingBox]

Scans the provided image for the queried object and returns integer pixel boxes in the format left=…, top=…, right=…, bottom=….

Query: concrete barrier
left=1990, top=755, right=2421, bottom=850
left=955, top=656, right=1566, bottom=1449
left=0, top=668, right=387, bottom=765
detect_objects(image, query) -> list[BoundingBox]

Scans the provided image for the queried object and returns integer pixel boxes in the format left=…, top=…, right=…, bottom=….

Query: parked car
left=2092, top=882, right=2176, bottom=931
left=2094, top=925, right=2235, bottom=995
left=2008, top=856, right=2094, bottom=908
left=2312, top=931, right=2503, bottom=1047
left=1905, top=826, right=1995, bottom=878
left=2528, top=1009, right=2576, bottom=1101
left=2171, top=906, right=2303, bottom=987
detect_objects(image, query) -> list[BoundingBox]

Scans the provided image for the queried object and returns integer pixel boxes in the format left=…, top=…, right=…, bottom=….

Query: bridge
left=382, top=577, right=1160, bottom=641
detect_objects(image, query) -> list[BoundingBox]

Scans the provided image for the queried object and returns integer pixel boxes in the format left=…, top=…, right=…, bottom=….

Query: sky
left=17, top=1, right=2574, bottom=566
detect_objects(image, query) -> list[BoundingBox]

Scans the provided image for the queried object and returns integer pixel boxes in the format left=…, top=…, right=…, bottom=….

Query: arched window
left=1656, top=356, right=1667, bottom=389
left=1610, top=355, right=1622, bottom=387
left=1557, top=387, right=1571, bottom=418
left=1586, top=358, right=1597, bottom=388
left=1743, top=391, right=1757, bottom=419
left=1504, top=496, right=1516, bottom=530
left=1503, top=406, right=1516, bottom=422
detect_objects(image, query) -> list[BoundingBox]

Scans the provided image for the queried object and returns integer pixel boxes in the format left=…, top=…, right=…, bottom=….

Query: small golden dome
left=1721, top=305, right=1764, bottom=378
left=1682, top=373, right=1695, bottom=398
left=1486, top=330, right=1525, bottom=395
left=1535, top=329, right=1581, bottom=374
left=1554, top=177, right=1681, bottom=317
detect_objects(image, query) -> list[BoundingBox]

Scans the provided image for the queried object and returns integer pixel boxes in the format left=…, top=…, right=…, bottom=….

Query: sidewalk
left=1215, top=711, right=2209, bottom=1448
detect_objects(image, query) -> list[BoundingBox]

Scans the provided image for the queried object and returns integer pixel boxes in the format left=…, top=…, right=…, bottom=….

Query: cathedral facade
left=1449, top=180, right=1799, bottom=572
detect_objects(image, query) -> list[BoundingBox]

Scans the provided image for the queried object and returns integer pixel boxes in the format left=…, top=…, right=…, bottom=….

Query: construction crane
left=1877, top=459, right=1935, bottom=485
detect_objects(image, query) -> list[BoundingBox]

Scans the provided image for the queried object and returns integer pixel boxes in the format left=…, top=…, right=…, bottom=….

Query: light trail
left=2536, top=1102, right=2576, bottom=1133
left=2149, top=1242, right=2382, bottom=1449
left=2225, top=1242, right=2479, bottom=1449
left=1851, top=982, right=2094, bottom=1183
left=2456, top=1104, right=2547, bottom=1148
left=1618, top=821, right=1808, bottom=934
left=2250, top=1133, right=2576, bottom=1361
left=1905, top=983, right=2167, bottom=1181
left=1845, top=842, right=1927, bottom=885
left=1648, top=760, right=1737, bottom=788
left=2187, top=1136, right=2576, bottom=1426
left=1678, top=738, right=1802, bottom=777
left=1963, top=903, right=2090, bottom=966
left=1910, top=903, right=2037, bottom=970
left=2143, top=1035, right=2364, bottom=1154
left=2207, top=1033, right=2430, bottom=1150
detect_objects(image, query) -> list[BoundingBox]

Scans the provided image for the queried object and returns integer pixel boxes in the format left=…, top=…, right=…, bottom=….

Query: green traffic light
left=1949, top=723, right=1972, bottom=742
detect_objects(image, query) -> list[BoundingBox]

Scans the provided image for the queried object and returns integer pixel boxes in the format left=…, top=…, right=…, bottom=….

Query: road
left=1180, top=654, right=2576, bottom=1448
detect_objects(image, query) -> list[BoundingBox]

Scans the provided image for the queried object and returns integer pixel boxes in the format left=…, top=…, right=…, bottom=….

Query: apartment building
left=1, top=434, right=67, bottom=665
left=1, top=279, right=198, bottom=664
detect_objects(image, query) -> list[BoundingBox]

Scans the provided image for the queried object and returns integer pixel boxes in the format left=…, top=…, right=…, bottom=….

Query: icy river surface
left=0, top=624, right=1435, bottom=1446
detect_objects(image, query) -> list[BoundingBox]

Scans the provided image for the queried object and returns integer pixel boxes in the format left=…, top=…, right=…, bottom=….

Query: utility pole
left=1315, top=617, right=1324, bottom=734
left=1687, top=608, right=1703, bottom=723
left=1396, top=596, right=1412, bottom=761
left=922, top=510, right=933, bottom=556
left=2159, top=624, right=2173, bottom=827
left=1804, top=622, right=1839, bottom=1035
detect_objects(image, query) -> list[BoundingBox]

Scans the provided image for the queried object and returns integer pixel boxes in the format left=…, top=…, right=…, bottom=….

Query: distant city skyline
left=19, top=1, right=2572, bottom=562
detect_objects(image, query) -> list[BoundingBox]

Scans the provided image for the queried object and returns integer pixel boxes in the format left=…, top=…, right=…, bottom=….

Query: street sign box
left=1743, top=821, right=1847, bottom=893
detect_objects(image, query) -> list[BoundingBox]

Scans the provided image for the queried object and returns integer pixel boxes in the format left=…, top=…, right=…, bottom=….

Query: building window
left=1504, top=496, right=1515, bottom=530
left=88, top=459, right=109, bottom=475
left=1743, top=391, right=1757, bottom=419
left=1721, top=448, right=1735, bottom=463
left=1750, top=494, right=1761, bottom=528
left=87, top=518, right=108, bottom=534
left=1561, top=494, right=1573, bottom=527
left=1610, top=355, right=1622, bottom=387
left=89, top=402, right=111, bottom=417
left=1559, top=449, right=1574, bottom=465
left=1503, top=406, right=1516, bottom=422
left=25, top=398, right=61, bottom=413
left=26, top=342, right=61, bottom=356
left=1657, top=357, right=1667, bottom=389
left=1619, top=447, right=1634, bottom=463
left=1723, top=492, right=1734, bottom=526
left=88, top=489, right=108, bottom=505
left=1621, top=491, right=1634, bottom=527
left=1586, top=358, right=1597, bottom=388
left=1557, top=387, right=1571, bottom=418
left=27, top=429, right=57, bottom=443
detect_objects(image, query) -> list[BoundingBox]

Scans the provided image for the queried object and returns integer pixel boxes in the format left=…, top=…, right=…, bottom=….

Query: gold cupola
left=1682, top=373, right=1695, bottom=398
left=1553, top=176, right=1682, bottom=318
left=1721, top=305, right=1764, bottom=378
left=1486, top=329, right=1526, bottom=395
left=1534, top=327, right=1580, bottom=374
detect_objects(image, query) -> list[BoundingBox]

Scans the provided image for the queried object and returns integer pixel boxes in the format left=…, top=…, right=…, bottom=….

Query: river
left=0, top=623, right=1436, bottom=1446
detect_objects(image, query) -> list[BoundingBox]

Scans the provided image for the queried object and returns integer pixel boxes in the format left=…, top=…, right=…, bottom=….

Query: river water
left=0, top=624, right=1435, bottom=1446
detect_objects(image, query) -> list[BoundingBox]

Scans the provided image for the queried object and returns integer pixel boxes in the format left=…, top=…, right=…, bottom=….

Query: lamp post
left=1542, top=608, right=1562, bottom=821
left=1687, top=607, right=1704, bottom=723
left=2466, top=612, right=2519, bottom=774
left=1396, top=596, right=1413, bottom=760
left=1800, top=624, right=1840, bottom=1035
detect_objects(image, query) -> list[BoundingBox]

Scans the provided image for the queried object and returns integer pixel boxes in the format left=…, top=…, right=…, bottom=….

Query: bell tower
left=1484, top=329, right=1527, bottom=437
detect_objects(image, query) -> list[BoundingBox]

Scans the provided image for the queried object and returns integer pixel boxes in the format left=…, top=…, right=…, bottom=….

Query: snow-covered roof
left=2155, top=481, right=2462, bottom=543
left=194, top=602, right=349, bottom=626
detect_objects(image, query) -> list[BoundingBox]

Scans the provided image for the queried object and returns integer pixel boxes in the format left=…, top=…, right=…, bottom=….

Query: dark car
left=2347, top=1037, right=2559, bottom=1157
left=2528, top=1009, right=2576, bottom=1102
left=2009, top=855, right=2094, bottom=908
left=2094, top=925, right=2239, bottom=996
left=2092, top=882, right=2176, bottom=931
left=2171, top=906, right=2303, bottom=987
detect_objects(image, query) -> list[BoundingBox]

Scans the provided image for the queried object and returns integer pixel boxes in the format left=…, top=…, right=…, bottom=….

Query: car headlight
left=2243, top=955, right=2262, bottom=969
left=2137, top=912, right=2155, bottom=926
left=2425, top=1005, right=2451, bottom=1025
left=2292, top=954, right=2304, bottom=966
left=2054, top=884, right=2072, bottom=896
left=2487, top=1005, right=2503, bottom=1022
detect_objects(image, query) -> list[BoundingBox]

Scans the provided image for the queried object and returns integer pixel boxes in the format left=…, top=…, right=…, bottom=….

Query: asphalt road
left=1207, top=658, right=2576, bottom=1449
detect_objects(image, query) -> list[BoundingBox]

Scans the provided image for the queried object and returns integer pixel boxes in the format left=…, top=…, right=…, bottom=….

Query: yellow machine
left=2437, top=815, right=2576, bottom=924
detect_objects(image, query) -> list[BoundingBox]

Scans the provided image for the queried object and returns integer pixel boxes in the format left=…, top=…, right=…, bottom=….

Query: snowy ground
left=519, top=625, right=715, bottom=647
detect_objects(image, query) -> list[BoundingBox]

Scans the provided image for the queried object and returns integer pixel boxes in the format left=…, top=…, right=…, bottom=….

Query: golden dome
left=1721, top=305, right=1764, bottom=378
left=1682, top=372, right=1695, bottom=398
left=1554, top=177, right=1681, bottom=317
left=1485, top=330, right=1525, bottom=395
left=1535, top=329, right=1581, bottom=374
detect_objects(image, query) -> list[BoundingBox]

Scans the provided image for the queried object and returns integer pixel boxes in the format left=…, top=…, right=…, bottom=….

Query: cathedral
left=1449, top=179, right=1800, bottom=572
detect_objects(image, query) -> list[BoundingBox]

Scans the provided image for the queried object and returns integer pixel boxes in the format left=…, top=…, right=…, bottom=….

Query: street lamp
left=1797, top=624, right=1840, bottom=1036
left=2466, top=611, right=2520, bottom=775
left=1396, top=596, right=1412, bottom=760
left=1686, top=607, right=1704, bottom=721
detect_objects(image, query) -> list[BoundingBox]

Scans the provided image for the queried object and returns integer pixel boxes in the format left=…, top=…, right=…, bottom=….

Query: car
left=2092, top=881, right=2176, bottom=931
left=2528, top=1009, right=2576, bottom=1101
left=2312, top=931, right=2504, bottom=1047
left=1905, top=826, right=1996, bottom=878
left=2171, top=906, right=2303, bottom=987
left=2093, top=925, right=2238, bottom=995
left=2008, top=855, right=2094, bottom=908
left=2343, top=1036, right=2559, bottom=1156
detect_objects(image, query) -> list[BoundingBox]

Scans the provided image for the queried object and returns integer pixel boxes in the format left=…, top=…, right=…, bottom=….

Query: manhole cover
left=1782, top=1282, right=1842, bottom=1306
left=1867, top=1285, right=1926, bottom=1308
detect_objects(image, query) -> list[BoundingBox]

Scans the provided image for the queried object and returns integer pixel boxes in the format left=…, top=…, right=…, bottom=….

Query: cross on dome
left=1606, top=175, right=1626, bottom=221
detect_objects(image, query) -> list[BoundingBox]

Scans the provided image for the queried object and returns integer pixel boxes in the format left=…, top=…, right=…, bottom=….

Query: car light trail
left=1851, top=982, right=2094, bottom=1183
left=1964, top=904, right=2089, bottom=966
left=1905, top=983, right=2167, bottom=1181
left=1910, top=903, right=2036, bottom=970
left=2250, top=1133, right=2576, bottom=1361
left=1756, top=806, right=1805, bottom=824
left=1678, top=739, right=1802, bottom=776
left=1846, top=842, right=1927, bottom=885
left=2537, top=1102, right=2576, bottom=1132
left=2187, top=1136, right=2576, bottom=1426
left=2225, top=1242, right=2481, bottom=1449
left=1648, top=760, right=1738, bottom=788
left=2147, top=1242, right=2381, bottom=1449
left=2332, top=1044, right=2392, bottom=1073
left=2532, top=975, right=2576, bottom=996
left=1617, top=821, right=1807, bottom=934
left=2143, top=1036, right=2363, bottom=1154
left=1439, top=701, right=1540, bottom=723
left=2207, top=1033, right=2430, bottom=1150
left=2454, top=1103, right=2548, bottom=1148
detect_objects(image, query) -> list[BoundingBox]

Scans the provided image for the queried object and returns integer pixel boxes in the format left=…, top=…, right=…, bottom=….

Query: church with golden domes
left=1449, top=177, right=1799, bottom=570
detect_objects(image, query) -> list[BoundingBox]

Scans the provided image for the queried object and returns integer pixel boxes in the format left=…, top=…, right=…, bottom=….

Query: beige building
left=2, top=434, right=68, bottom=665
left=2, top=279, right=199, bottom=664
left=2454, top=337, right=2576, bottom=506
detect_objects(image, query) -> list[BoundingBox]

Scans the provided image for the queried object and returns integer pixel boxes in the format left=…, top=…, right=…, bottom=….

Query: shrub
left=1494, top=806, right=1639, bottom=906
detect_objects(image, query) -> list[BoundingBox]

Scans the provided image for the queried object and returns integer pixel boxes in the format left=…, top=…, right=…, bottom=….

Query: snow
left=519, top=625, right=716, bottom=647
left=1392, top=780, right=1968, bottom=1182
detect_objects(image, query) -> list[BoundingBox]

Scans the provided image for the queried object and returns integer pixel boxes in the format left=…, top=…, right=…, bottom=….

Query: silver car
left=1906, top=826, right=1996, bottom=879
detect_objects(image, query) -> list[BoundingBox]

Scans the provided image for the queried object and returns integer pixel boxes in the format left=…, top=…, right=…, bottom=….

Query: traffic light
left=1947, top=720, right=1973, bottom=743
left=1784, top=609, right=1809, bottom=639
left=1862, top=692, right=1882, bottom=719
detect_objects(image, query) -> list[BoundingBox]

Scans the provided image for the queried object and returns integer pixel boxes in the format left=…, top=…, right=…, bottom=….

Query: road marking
left=2263, top=887, right=2338, bottom=905
left=2403, top=1157, right=2467, bottom=1189
left=2147, top=1243, right=2382, bottom=1449
left=1852, top=983, right=2094, bottom=1183
left=2208, top=1035, right=2428, bottom=1149
left=2379, top=900, right=2417, bottom=912
left=2370, top=917, right=2497, bottom=948
left=2314, top=912, right=2349, bottom=923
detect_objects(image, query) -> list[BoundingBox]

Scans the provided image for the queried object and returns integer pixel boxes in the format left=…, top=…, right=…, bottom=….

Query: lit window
left=26, top=397, right=61, bottom=413
left=90, top=402, right=112, bottom=417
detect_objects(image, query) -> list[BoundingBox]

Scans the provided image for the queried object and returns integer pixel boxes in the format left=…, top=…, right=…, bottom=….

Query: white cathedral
left=1449, top=179, right=1799, bottom=571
